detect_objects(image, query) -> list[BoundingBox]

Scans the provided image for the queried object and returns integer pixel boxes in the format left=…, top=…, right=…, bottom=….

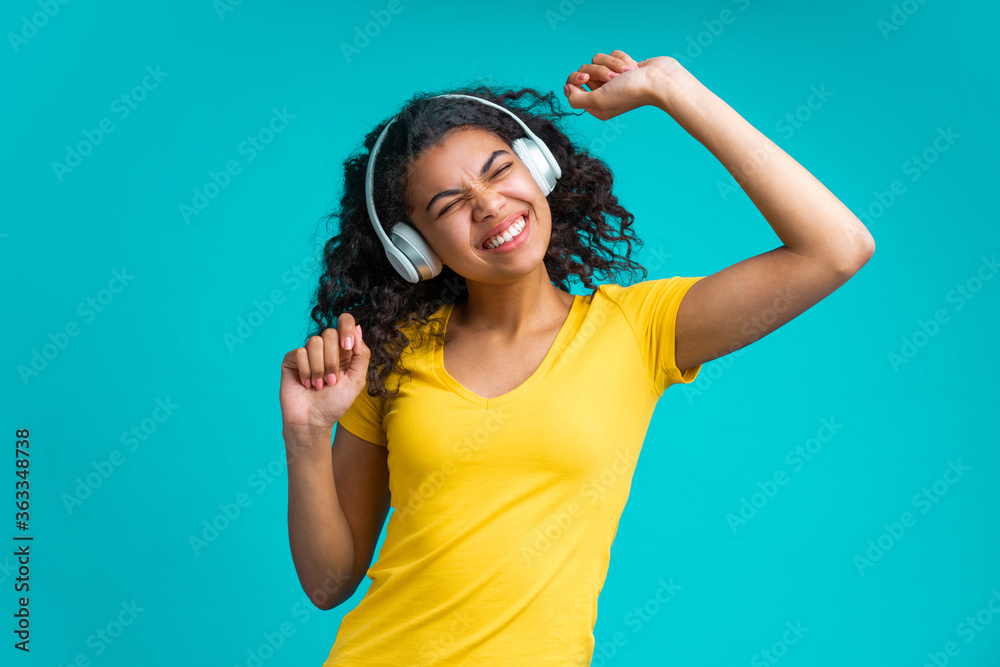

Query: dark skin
left=278, top=47, right=876, bottom=620
left=402, top=126, right=575, bottom=398
left=277, top=123, right=573, bottom=410
left=405, top=125, right=574, bottom=337
left=280, top=46, right=874, bottom=413
left=563, top=49, right=875, bottom=372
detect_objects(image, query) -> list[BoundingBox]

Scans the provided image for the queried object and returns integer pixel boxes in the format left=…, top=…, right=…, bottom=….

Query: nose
left=469, top=182, right=506, bottom=221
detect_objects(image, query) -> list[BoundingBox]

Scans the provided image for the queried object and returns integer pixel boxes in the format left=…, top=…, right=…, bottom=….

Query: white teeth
left=486, top=217, right=526, bottom=249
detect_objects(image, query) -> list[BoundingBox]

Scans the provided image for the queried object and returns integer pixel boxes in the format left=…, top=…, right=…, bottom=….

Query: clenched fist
left=279, top=313, right=370, bottom=437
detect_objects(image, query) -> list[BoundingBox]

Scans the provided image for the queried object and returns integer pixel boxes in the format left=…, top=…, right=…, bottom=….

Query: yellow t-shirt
left=324, top=276, right=705, bottom=666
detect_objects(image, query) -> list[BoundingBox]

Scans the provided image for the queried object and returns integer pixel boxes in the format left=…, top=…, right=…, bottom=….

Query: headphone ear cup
left=389, top=222, right=443, bottom=283
left=513, top=138, right=557, bottom=196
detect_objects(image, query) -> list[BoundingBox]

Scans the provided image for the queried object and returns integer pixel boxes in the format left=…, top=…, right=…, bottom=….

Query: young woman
left=279, top=49, right=874, bottom=665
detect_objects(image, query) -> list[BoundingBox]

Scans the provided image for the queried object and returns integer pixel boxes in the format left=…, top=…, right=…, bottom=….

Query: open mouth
left=480, top=212, right=529, bottom=250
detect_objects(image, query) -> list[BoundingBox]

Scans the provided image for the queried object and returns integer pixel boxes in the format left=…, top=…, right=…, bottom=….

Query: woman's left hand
left=564, top=50, right=686, bottom=121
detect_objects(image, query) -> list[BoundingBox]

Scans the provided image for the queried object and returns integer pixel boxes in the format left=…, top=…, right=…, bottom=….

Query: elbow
left=829, top=217, right=876, bottom=276
left=311, top=597, right=341, bottom=612
left=860, top=235, right=876, bottom=263
left=309, top=584, right=354, bottom=612
left=858, top=237, right=876, bottom=268
left=303, top=567, right=362, bottom=611
left=852, top=225, right=876, bottom=267
left=831, top=237, right=875, bottom=277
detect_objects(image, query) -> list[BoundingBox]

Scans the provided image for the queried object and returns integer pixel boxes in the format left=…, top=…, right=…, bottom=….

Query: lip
left=478, top=209, right=529, bottom=250
left=479, top=213, right=530, bottom=254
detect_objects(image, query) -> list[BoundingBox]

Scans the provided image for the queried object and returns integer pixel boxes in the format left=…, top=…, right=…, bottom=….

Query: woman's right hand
left=279, top=313, right=370, bottom=436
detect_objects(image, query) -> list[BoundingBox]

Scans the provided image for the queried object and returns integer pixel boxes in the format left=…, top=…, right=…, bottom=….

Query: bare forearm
left=285, top=429, right=356, bottom=610
left=653, top=66, right=875, bottom=269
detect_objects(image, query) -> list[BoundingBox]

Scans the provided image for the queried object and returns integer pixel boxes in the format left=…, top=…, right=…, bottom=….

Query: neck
left=454, top=271, right=573, bottom=337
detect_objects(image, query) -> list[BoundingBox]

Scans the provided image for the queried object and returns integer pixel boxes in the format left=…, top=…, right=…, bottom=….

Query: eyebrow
left=424, top=149, right=510, bottom=214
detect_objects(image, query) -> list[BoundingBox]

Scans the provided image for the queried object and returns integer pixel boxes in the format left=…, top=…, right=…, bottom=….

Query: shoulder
left=596, top=276, right=702, bottom=303
left=594, top=276, right=705, bottom=324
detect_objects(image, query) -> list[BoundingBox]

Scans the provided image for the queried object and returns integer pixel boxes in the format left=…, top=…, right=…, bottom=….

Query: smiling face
left=403, top=125, right=553, bottom=284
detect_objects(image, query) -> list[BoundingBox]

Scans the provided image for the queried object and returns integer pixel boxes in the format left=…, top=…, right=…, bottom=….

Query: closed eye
left=438, top=163, right=513, bottom=216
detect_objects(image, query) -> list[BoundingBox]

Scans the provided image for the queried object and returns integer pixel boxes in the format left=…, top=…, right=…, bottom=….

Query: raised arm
left=564, top=51, right=875, bottom=373
left=647, top=58, right=875, bottom=371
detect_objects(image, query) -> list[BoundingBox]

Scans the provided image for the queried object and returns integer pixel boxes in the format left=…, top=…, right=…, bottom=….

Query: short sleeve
left=603, top=276, right=706, bottom=395
left=337, top=375, right=388, bottom=447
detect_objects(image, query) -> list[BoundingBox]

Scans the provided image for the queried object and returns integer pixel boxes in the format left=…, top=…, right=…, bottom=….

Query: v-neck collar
left=433, top=294, right=582, bottom=409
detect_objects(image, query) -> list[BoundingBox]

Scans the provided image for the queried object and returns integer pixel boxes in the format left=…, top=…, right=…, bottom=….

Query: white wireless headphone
left=363, top=94, right=563, bottom=283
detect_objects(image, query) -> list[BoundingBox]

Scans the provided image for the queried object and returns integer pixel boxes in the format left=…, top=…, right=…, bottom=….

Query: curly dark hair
left=306, top=82, right=650, bottom=402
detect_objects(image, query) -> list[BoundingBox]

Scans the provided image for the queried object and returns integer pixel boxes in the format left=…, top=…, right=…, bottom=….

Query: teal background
left=2, top=0, right=997, bottom=664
